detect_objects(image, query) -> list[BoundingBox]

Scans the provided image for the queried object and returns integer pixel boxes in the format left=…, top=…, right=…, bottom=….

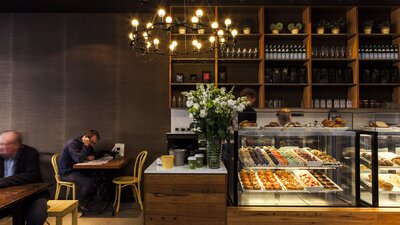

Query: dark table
left=73, top=157, right=131, bottom=214
left=0, top=183, right=51, bottom=225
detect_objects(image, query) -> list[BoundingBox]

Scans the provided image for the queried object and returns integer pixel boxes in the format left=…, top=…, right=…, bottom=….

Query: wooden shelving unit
left=168, top=5, right=400, bottom=109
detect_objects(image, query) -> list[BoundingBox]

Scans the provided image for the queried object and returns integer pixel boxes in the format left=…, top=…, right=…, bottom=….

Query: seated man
left=0, top=130, right=49, bottom=225
left=58, top=129, right=99, bottom=211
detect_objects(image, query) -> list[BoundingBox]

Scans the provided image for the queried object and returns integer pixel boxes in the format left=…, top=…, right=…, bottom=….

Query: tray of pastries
left=256, top=170, right=284, bottom=191
left=274, top=170, right=305, bottom=191
left=292, top=170, right=324, bottom=192
left=238, top=170, right=262, bottom=191
left=363, top=121, right=400, bottom=132
left=309, top=171, right=343, bottom=191
left=361, top=152, right=400, bottom=168
left=293, top=148, right=323, bottom=167
left=278, top=148, right=306, bottom=167
left=308, top=149, right=341, bottom=166
left=361, top=173, right=395, bottom=192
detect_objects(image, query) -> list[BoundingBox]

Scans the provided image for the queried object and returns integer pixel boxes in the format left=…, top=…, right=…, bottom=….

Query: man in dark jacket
left=58, top=130, right=99, bottom=210
left=0, top=130, right=48, bottom=225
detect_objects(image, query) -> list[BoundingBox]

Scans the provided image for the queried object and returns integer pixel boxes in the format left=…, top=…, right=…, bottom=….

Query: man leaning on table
left=58, top=129, right=99, bottom=211
left=0, top=130, right=49, bottom=225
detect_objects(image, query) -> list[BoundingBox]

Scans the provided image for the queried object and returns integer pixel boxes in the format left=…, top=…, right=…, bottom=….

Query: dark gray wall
left=0, top=13, right=170, bottom=183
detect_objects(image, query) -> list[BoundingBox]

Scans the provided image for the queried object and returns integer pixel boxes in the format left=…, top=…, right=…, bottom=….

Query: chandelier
left=129, top=3, right=238, bottom=61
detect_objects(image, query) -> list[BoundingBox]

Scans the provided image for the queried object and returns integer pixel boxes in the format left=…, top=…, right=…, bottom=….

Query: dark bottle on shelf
left=302, top=45, right=306, bottom=59
left=395, top=45, right=399, bottom=60
left=359, top=46, right=364, bottom=60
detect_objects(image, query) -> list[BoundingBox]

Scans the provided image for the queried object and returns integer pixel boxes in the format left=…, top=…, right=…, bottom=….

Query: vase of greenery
left=379, top=21, right=391, bottom=34
left=288, top=23, right=302, bottom=34
left=182, top=84, right=249, bottom=169
left=329, top=17, right=345, bottom=34
left=363, top=20, right=374, bottom=34
left=314, top=19, right=329, bottom=34
left=270, top=22, right=283, bottom=34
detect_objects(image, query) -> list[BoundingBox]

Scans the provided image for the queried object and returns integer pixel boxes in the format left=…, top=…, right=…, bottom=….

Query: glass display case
left=354, top=112, right=400, bottom=207
left=228, top=112, right=357, bottom=207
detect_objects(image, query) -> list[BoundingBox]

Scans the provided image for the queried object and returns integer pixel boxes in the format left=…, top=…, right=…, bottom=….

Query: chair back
left=51, top=153, right=61, bottom=183
left=133, top=151, right=148, bottom=182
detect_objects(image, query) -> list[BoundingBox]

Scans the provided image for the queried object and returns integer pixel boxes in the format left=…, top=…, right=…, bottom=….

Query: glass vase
left=206, top=139, right=222, bottom=169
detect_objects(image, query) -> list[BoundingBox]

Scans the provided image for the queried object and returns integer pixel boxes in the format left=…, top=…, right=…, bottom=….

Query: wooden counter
left=227, top=207, right=400, bottom=225
left=144, top=160, right=227, bottom=225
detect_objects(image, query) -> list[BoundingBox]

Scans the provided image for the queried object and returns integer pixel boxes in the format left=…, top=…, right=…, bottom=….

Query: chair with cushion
left=51, top=153, right=76, bottom=200
left=112, top=150, right=148, bottom=213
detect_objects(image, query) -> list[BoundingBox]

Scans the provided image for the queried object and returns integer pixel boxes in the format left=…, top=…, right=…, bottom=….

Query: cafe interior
left=2, top=0, right=400, bottom=225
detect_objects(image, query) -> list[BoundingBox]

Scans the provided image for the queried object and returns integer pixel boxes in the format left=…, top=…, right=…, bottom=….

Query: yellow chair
left=47, top=200, right=78, bottom=225
left=51, top=153, right=76, bottom=200
left=112, top=151, right=148, bottom=213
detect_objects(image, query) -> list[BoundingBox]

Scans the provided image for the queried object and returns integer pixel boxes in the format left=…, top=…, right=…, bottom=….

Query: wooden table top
left=73, top=157, right=131, bottom=169
left=0, top=183, right=51, bottom=210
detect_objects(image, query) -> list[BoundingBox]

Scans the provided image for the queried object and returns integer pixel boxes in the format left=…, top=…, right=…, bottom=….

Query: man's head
left=239, top=88, right=257, bottom=106
left=82, top=129, right=100, bottom=147
left=0, top=130, right=23, bottom=158
left=276, top=108, right=292, bottom=126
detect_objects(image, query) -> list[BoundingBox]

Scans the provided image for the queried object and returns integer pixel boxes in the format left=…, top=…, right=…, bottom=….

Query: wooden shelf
left=359, top=59, right=400, bottom=63
left=359, top=33, right=400, bottom=40
left=265, top=59, right=309, bottom=62
left=360, top=83, right=400, bottom=86
left=235, top=34, right=262, bottom=40
left=218, top=83, right=261, bottom=86
left=218, top=58, right=262, bottom=63
left=265, top=83, right=309, bottom=86
left=168, top=5, right=400, bottom=109
left=171, top=58, right=215, bottom=63
left=311, top=33, right=356, bottom=39
left=171, top=83, right=206, bottom=86
left=264, top=33, right=309, bottom=39
left=312, top=83, right=356, bottom=86
left=312, top=58, right=357, bottom=62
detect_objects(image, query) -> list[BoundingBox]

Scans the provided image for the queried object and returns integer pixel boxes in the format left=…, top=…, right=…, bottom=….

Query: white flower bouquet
left=182, top=84, right=249, bottom=140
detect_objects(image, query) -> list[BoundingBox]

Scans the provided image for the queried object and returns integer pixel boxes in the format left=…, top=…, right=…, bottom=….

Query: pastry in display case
left=230, top=115, right=356, bottom=206
left=354, top=112, right=400, bottom=207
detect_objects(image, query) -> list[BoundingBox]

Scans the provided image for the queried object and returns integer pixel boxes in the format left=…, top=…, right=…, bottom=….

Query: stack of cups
left=188, top=154, right=205, bottom=169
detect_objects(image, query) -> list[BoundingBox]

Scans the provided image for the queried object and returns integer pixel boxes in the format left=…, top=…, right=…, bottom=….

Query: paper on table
left=75, top=156, right=113, bottom=166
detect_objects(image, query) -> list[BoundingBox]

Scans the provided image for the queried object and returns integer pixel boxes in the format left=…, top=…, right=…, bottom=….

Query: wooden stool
left=47, top=200, right=78, bottom=225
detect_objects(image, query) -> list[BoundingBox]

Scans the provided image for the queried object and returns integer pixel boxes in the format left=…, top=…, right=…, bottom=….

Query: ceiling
left=1, top=0, right=400, bottom=13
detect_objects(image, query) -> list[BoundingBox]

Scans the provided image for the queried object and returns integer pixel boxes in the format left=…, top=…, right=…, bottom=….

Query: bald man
left=0, top=130, right=48, bottom=225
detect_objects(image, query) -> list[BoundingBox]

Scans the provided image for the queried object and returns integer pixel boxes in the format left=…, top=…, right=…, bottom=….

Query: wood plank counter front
left=144, top=160, right=227, bottom=225
left=228, top=207, right=400, bottom=225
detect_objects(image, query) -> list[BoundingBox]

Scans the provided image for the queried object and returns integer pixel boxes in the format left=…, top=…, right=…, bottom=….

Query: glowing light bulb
left=196, top=42, right=202, bottom=50
left=224, top=18, right=232, bottom=27
left=172, top=41, right=178, bottom=47
left=129, top=33, right=134, bottom=40
left=191, top=16, right=199, bottom=24
left=169, top=44, right=175, bottom=51
left=192, top=39, right=198, bottom=46
left=166, top=16, right=173, bottom=24
left=143, top=32, right=148, bottom=40
left=232, top=29, right=238, bottom=37
left=196, top=9, right=203, bottom=18
left=211, top=22, right=218, bottom=29
left=153, top=39, right=160, bottom=45
left=158, top=9, right=166, bottom=18
left=220, top=37, right=226, bottom=43
left=209, top=36, right=215, bottom=43
left=146, top=23, right=153, bottom=29
left=146, top=42, right=151, bottom=48
left=217, top=30, right=224, bottom=37
left=131, top=19, right=139, bottom=27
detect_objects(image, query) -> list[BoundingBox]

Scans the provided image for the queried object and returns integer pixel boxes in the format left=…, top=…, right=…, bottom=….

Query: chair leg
left=56, top=217, right=63, bottom=225
left=72, top=185, right=76, bottom=200
left=65, top=187, right=70, bottom=200
left=54, top=184, right=61, bottom=200
left=115, top=184, right=122, bottom=213
left=131, top=185, right=137, bottom=203
left=133, top=184, right=143, bottom=210
left=113, top=184, right=118, bottom=207
left=72, top=207, right=78, bottom=225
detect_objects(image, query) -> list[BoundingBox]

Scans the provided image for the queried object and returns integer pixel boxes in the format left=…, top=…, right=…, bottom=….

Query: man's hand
left=82, top=136, right=91, bottom=147
left=87, top=155, right=95, bottom=161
